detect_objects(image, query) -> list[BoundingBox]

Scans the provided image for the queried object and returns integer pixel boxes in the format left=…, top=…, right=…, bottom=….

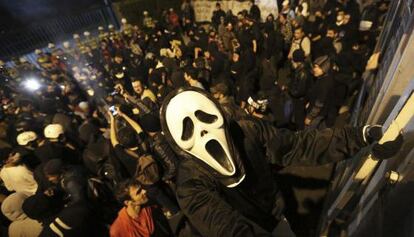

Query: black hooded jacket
left=149, top=132, right=179, bottom=181
left=175, top=118, right=367, bottom=236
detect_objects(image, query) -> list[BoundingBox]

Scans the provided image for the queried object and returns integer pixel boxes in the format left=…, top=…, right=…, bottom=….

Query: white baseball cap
left=44, top=124, right=64, bottom=139
left=17, top=131, right=37, bottom=146
left=78, top=101, right=89, bottom=110
left=62, top=41, right=70, bottom=49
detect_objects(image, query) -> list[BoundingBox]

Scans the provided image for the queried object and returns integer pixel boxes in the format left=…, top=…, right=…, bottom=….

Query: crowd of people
left=0, top=0, right=396, bottom=236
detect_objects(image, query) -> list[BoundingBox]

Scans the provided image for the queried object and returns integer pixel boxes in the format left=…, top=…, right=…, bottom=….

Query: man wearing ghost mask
left=160, top=87, right=403, bottom=236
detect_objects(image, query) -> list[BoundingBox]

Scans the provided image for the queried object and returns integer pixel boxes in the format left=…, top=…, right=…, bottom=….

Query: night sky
left=0, top=0, right=104, bottom=32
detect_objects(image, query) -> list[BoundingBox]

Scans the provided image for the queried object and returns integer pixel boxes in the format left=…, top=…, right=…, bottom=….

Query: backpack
left=86, top=176, right=119, bottom=224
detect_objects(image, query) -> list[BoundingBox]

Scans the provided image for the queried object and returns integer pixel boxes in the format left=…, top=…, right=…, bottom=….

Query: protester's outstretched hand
left=372, top=132, right=404, bottom=160
left=364, top=125, right=404, bottom=160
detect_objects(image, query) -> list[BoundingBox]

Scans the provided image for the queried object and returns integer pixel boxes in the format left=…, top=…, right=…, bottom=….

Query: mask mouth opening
left=206, top=139, right=233, bottom=173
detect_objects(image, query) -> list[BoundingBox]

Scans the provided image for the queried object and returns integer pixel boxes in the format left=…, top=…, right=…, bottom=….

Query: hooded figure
left=1, top=192, right=43, bottom=237
left=159, top=87, right=387, bottom=236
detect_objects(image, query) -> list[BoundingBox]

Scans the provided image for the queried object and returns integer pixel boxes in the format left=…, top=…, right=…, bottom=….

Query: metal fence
left=0, top=0, right=183, bottom=61
left=317, top=0, right=414, bottom=235
left=0, top=4, right=118, bottom=61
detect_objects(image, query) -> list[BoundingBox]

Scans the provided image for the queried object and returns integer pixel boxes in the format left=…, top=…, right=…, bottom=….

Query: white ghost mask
left=165, top=90, right=237, bottom=177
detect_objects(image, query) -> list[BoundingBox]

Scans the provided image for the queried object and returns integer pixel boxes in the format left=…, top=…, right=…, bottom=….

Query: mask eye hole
left=195, top=110, right=218, bottom=124
left=181, top=117, right=194, bottom=141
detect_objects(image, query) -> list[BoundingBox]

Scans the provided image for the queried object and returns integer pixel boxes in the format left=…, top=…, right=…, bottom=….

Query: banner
left=256, top=0, right=279, bottom=21
left=193, top=0, right=278, bottom=22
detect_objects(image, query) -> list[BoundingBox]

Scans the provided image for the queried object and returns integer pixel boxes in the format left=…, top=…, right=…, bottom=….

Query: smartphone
left=109, top=106, right=118, bottom=116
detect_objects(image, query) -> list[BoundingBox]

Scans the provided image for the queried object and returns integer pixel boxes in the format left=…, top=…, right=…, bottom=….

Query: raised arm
left=118, top=109, right=143, bottom=134
left=240, top=119, right=367, bottom=167
left=108, top=112, right=119, bottom=147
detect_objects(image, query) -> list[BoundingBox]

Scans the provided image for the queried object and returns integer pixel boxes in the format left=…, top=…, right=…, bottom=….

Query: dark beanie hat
left=292, top=49, right=305, bottom=63
left=78, top=122, right=99, bottom=143
left=313, top=55, right=331, bottom=73
left=43, top=159, right=64, bottom=176
left=140, top=113, right=161, bottom=133
left=117, top=126, right=139, bottom=148
left=149, top=72, right=163, bottom=86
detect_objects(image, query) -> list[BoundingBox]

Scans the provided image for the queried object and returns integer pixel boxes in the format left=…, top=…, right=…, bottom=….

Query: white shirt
left=0, top=166, right=38, bottom=195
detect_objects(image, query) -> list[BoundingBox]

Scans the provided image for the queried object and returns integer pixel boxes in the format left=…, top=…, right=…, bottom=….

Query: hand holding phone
left=109, top=106, right=118, bottom=116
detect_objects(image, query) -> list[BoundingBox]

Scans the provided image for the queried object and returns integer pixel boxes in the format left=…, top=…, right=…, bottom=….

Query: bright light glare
left=23, top=78, right=41, bottom=91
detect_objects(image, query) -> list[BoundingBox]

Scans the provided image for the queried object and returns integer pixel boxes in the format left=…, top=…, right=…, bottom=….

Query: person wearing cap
left=142, top=11, right=155, bottom=31
left=72, top=33, right=85, bottom=54
left=305, top=55, right=336, bottom=128
left=98, top=25, right=109, bottom=41
left=15, top=130, right=41, bottom=168
left=121, top=18, right=133, bottom=37
left=34, top=124, right=79, bottom=165
left=0, top=147, right=38, bottom=195
left=287, top=49, right=312, bottom=130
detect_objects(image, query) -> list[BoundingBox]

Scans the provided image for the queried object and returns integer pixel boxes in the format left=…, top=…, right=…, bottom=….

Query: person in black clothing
left=139, top=113, right=178, bottom=184
left=288, top=49, right=312, bottom=130
left=211, top=3, right=226, bottom=30
left=148, top=70, right=173, bottom=103
left=249, top=0, right=261, bottom=22
left=35, top=124, right=79, bottom=165
left=305, top=55, right=336, bottom=128
left=160, top=87, right=403, bottom=236
left=109, top=108, right=179, bottom=215
left=34, top=159, right=101, bottom=237
left=263, top=14, right=284, bottom=69
left=109, top=109, right=145, bottom=178
left=111, top=52, right=133, bottom=93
